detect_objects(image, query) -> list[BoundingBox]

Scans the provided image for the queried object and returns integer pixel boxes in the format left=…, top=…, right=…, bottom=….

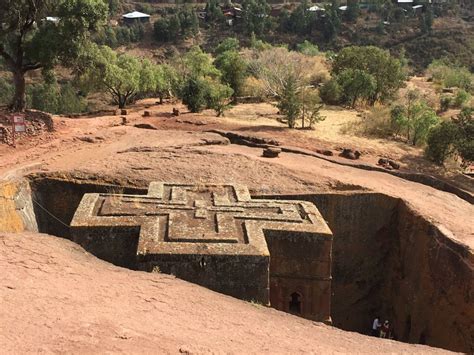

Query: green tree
left=346, top=0, right=360, bottom=22
left=278, top=75, right=300, bottom=128
left=206, top=80, right=234, bottom=116
left=169, top=15, right=182, bottom=42
left=322, top=0, right=341, bottom=41
left=181, top=76, right=210, bottom=113
left=181, top=46, right=221, bottom=79
left=319, top=78, right=342, bottom=105
left=205, top=0, right=225, bottom=24
left=301, top=88, right=325, bottom=129
left=154, top=18, right=171, bottom=42
left=241, top=0, right=271, bottom=36
left=108, top=0, right=121, bottom=15
left=179, top=5, right=200, bottom=36
left=332, top=46, right=406, bottom=104
left=426, top=108, right=473, bottom=165
left=336, top=68, right=376, bottom=107
left=80, top=46, right=151, bottom=108
left=0, top=0, right=108, bottom=111
left=287, top=0, right=315, bottom=35
left=215, top=50, right=248, bottom=103
left=390, top=91, right=440, bottom=145
left=215, top=38, right=240, bottom=55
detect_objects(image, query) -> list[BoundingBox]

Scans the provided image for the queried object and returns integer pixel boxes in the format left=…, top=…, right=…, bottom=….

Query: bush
left=390, top=91, right=440, bottom=145
left=425, top=121, right=459, bottom=164
left=181, top=76, right=210, bottom=113
left=296, top=41, right=319, bottom=56
left=319, top=78, right=342, bottom=105
left=241, top=77, right=267, bottom=101
left=427, top=60, right=473, bottom=91
left=426, top=108, right=473, bottom=165
left=439, top=95, right=452, bottom=112
left=28, top=81, right=87, bottom=115
left=206, top=80, right=233, bottom=116
left=453, top=89, right=470, bottom=108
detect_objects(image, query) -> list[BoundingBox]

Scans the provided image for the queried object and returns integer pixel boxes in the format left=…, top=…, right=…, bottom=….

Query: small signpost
left=11, top=115, right=26, bottom=147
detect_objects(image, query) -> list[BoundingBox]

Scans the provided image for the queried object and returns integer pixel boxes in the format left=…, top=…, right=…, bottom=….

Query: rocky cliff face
left=272, top=192, right=473, bottom=353
left=0, top=180, right=37, bottom=233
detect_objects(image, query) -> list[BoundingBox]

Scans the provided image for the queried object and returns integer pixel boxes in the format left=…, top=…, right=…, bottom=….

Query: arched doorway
left=289, top=292, right=302, bottom=314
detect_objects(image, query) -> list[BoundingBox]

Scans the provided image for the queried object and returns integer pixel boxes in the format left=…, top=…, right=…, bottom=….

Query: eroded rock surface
left=0, top=233, right=452, bottom=354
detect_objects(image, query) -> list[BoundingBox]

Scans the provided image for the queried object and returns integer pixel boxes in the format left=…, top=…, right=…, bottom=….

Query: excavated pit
left=1, top=173, right=472, bottom=353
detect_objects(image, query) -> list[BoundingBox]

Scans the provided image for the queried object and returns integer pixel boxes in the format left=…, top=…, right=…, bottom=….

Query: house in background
left=122, top=11, right=151, bottom=25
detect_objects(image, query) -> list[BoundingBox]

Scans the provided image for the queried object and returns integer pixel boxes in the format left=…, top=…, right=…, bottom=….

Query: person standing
left=380, top=320, right=390, bottom=338
left=372, top=316, right=382, bottom=337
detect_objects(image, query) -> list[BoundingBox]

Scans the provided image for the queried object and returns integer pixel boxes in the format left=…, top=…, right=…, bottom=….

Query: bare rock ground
left=0, top=233, right=452, bottom=354
left=0, top=102, right=472, bottom=353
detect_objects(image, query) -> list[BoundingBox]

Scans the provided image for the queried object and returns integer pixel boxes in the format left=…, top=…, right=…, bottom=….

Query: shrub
left=453, top=89, right=470, bottom=108
left=390, top=91, right=440, bottom=145
left=427, top=60, right=473, bottom=91
left=439, top=95, right=452, bottom=112
left=181, top=76, right=210, bottom=113
left=205, top=80, right=234, bottom=117
left=296, top=41, right=319, bottom=56
left=319, top=78, right=342, bottom=105
left=241, top=77, right=267, bottom=101
left=425, top=121, right=459, bottom=164
left=426, top=108, right=473, bottom=165
left=28, top=81, right=87, bottom=114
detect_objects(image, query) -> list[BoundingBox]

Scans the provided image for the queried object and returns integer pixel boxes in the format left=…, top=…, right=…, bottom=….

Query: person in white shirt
left=372, top=316, right=382, bottom=337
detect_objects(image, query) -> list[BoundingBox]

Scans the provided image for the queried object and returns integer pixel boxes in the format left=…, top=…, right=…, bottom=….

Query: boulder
left=263, top=147, right=282, bottom=158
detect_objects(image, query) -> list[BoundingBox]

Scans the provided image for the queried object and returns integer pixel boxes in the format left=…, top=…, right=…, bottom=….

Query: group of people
left=371, top=316, right=393, bottom=339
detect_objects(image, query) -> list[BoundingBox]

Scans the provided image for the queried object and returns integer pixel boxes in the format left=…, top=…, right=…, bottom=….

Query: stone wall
left=141, top=254, right=270, bottom=303
left=29, top=173, right=147, bottom=238
left=261, top=191, right=473, bottom=353
left=265, top=230, right=332, bottom=322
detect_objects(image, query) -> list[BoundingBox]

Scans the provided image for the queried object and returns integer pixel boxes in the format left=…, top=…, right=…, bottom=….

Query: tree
left=319, top=78, right=342, bottom=105
left=277, top=75, right=300, bottom=128
left=346, top=0, right=359, bottom=22
left=181, top=76, right=210, bottom=113
left=322, top=0, right=341, bottom=41
left=426, top=108, right=473, bottom=165
left=206, top=80, right=234, bottom=116
left=332, top=46, right=406, bottom=105
left=178, top=5, right=200, bottom=36
left=215, top=38, right=240, bottom=55
left=0, top=0, right=108, bottom=111
left=169, top=15, right=182, bottom=42
left=390, top=90, right=440, bottom=145
left=215, top=50, right=248, bottom=103
left=337, top=68, right=376, bottom=107
left=179, top=46, right=221, bottom=79
left=286, top=0, right=315, bottom=35
left=139, top=60, right=176, bottom=104
left=247, top=47, right=315, bottom=99
left=241, top=0, right=271, bottom=36
left=154, top=18, right=171, bottom=42
left=80, top=46, right=151, bottom=108
left=205, top=0, right=225, bottom=24
left=301, top=88, right=325, bottom=129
